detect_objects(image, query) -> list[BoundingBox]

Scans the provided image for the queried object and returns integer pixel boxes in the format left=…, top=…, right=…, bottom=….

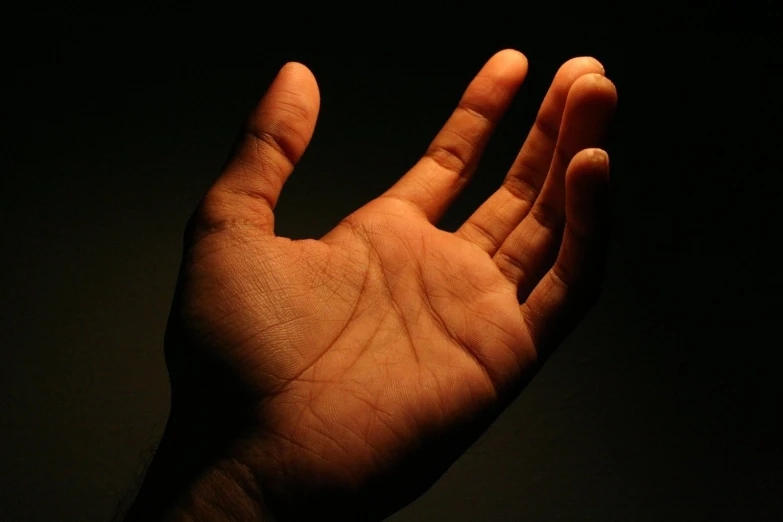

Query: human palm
left=162, top=50, right=616, bottom=521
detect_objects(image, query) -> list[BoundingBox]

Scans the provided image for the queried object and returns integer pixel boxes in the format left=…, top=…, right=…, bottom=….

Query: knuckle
left=463, top=220, right=499, bottom=250
left=459, top=76, right=505, bottom=123
left=503, top=172, right=540, bottom=205
left=533, top=116, right=560, bottom=146
left=188, top=188, right=271, bottom=239
left=194, top=189, right=231, bottom=224
left=530, top=200, right=563, bottom=233
left=245, top=127, right=298, bottom=168
left=426, top=141, right=470, bottom=175
left=496, top=251, right=527, bottom=283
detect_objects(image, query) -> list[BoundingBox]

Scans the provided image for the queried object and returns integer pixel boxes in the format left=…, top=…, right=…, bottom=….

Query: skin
left=124, top=50, right=617, bottom=521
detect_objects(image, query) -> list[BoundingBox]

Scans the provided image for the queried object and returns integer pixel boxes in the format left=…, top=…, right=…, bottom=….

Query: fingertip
left=543, top=57, right=607, bottom=108
left=572, top=72, right=616, bottom=91
left=584, top=147, right=609, bottom=168
left=494, top=48, right=529, bottom=67
left=557, top=56, right=606, bottom=82
left=563, top=149, right=611, bottom=237
left=276, top=62, right=317, bottom=87
left=570, top=73, right=618, bottom=103
left=486, top=48, right=529, bottom=82
left=568, top=148, right=610, bottom=188
left=278, top=61, right=309, bottom=75
left=578, top=56, right=605, bottom=75
left=270, top=61, right=321, bottom=113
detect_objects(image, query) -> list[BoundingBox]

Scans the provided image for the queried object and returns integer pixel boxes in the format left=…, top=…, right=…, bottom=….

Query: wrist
left=124, top=409, right=273, bottom=522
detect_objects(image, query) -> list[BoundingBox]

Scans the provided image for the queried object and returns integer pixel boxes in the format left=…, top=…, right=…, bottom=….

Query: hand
left=129, top=50, right=616, bottom=521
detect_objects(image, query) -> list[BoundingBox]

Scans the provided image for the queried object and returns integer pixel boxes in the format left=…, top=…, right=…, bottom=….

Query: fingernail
left=589, top=148, right=609, bottom=166
left=590, top=57, right=606, bottom=74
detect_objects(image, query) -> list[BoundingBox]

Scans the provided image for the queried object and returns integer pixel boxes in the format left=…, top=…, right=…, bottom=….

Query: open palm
left=162, top=50, right=617, bottom=521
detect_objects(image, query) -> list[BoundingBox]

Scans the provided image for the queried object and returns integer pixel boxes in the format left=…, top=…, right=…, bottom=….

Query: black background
left=2, top=12, right=781, bottom=522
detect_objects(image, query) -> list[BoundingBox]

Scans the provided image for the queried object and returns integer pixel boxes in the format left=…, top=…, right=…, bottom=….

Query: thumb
left=205, top=62, right=320, bottom=234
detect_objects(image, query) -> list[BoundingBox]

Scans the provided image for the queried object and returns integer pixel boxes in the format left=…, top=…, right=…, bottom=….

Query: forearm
left=123, top=413, right=271, bottom=522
